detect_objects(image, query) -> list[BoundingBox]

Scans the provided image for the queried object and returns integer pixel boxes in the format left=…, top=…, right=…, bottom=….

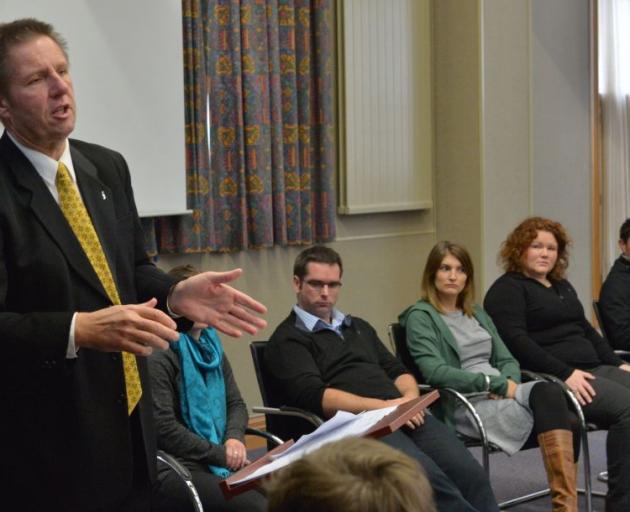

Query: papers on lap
left=226, top=391, right=439, bottom=490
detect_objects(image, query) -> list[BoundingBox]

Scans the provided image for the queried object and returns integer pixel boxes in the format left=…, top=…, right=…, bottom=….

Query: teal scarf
left=172, top=328, right=229, bottom=477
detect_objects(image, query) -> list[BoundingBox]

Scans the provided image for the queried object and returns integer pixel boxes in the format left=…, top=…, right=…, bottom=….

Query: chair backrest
left=387, top=322, right=424, bottom=381
left=249, top=341, right=318, bottom=442
left=592, top=300, right=612, bottom=341
left=250, top=341, right=275, bottom=408
left=593, top=300, right=630, bottom=359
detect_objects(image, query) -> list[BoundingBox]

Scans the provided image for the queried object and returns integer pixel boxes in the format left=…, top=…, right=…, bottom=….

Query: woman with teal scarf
left=399, top=242, right=579, bottom=512
left=150, top=265, right=266, bottom=512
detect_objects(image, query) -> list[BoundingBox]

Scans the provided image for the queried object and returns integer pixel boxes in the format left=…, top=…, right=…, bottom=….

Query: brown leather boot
left=538, top=429, right=577, bottom=512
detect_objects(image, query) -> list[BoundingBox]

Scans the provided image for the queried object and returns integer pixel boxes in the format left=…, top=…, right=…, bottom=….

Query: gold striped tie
left=56, top=162, right=142, bottom=414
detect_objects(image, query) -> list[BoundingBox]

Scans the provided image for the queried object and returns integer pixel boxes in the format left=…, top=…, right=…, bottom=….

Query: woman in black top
left=484, top=216, right=630, bottom=512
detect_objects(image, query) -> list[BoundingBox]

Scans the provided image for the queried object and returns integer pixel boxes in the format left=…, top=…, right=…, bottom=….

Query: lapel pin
left=101, top=191, right=107, bottom=200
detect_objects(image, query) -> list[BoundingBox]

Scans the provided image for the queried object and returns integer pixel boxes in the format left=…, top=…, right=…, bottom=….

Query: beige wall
left=433, top=0, right=592, bottom=300
left=481, top=0, right=532, bottom=288
left=530, top=0, right=592, bottom=303
left=433, top=0, right=483, bottom=293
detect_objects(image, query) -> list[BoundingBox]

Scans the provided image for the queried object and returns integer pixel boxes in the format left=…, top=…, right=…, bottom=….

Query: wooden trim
left=245, top=415, right=267, bottom=450
left=590, top=0, right=602, bottom=318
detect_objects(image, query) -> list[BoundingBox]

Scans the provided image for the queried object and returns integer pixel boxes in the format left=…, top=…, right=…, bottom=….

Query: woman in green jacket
left=399, top=241, right=579, bottom=512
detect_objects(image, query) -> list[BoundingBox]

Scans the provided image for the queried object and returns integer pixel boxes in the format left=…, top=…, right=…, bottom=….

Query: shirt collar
left=293, top=304, right=351, bottom=336
left=7, top=132, right=76, bottom=189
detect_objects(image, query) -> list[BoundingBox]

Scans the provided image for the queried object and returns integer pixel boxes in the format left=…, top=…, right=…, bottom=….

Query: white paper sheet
left=231, top=405, right=397, bottom=485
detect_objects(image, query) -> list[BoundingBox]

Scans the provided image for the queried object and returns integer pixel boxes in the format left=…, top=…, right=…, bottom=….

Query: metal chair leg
left=157, top=451, right=204, bottom=512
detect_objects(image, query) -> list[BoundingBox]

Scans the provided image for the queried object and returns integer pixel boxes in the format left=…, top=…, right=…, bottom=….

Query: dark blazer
left=600, top=256, right=630, bottom=350
left=0, top=132, right=179, bottom=511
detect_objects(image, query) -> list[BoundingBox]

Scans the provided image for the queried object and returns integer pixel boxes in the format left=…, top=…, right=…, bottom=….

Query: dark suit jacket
left=0, top=132, right=181, bottom=511
left=600, top=256, right=630, bottom=350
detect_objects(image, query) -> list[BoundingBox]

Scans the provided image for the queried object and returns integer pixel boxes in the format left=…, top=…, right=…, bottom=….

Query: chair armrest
left=157, top=450, right=192, bottom=480
left=520, top=369, right=545, bottom=382
left=251, top=405, right=324, bottom=427
left=438, top=388, right=488, bottom=437
left=156, top=451, right=203, bottom=512
left=420, top=383, right=486, bottom=401
left=245, top=426, right=284, bottom=447
left=436, top=386, right=494, bottom=471
left=522, top=371, right=589, bottom=429
left=615, top=349, right=630, bottom=362
left=527, top=371, right=567, bottom=389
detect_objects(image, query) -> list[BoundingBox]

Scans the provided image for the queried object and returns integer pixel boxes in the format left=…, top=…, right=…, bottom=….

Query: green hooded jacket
left=398, top=300, right=521, bottom=430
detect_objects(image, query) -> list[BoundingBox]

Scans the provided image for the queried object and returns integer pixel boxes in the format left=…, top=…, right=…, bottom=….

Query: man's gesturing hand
left=75, top=298, right=179, bottom=356
left=168, top=268, right=267, bottom=337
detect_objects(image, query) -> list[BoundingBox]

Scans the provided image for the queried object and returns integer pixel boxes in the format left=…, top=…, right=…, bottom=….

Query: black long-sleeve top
left=264, top=311, right=407, bottom=418
left=148, top=348, right=248, bottom=470
left=484, top=272, right=623, bottom=380
left=599, top=256, right=630, bottom=350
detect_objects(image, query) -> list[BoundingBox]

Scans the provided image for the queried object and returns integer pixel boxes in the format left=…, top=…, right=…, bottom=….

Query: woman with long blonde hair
left=400, top=241, right=578, bottom=512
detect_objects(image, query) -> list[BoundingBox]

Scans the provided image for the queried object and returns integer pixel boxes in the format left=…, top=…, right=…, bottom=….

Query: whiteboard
left=1, top=0, right=188, bottom=217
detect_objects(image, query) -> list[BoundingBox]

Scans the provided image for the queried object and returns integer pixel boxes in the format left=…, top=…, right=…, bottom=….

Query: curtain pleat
left=147, top=0, right=335, bottom=255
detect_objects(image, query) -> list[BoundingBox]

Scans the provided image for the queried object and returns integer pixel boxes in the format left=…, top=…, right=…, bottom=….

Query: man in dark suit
left=0, top=18, right=266, bottom=511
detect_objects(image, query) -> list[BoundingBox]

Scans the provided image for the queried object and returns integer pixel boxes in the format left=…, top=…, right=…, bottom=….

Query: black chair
left=592, top=300, right=630, bottom=361
left=387, top=323, right=501, bottom=472
left=249, top=341, right=323, bottom=444
left=387, top=322, right=597, bottom=511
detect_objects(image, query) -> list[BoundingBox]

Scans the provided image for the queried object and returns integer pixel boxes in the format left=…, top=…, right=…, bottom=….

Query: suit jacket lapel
left=0, top=133, right=112, bottom=303
left=70, top=144, right=118, bottom=287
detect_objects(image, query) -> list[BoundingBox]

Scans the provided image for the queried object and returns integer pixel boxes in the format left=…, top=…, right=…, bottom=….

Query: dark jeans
left=381, top=414, right=499, bottom=512
left=583, top=365, right=630, bottom=512
left=152, top=462, right=267, bottom=512
left=523, top=380, right=581, bottom=460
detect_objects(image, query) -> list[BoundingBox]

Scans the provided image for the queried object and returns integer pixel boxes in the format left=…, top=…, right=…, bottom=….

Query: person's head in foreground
left=265, top=437, right=436, bottom=512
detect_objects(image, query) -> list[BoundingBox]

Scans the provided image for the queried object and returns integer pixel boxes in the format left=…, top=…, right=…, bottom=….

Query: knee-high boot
left=538, top=429, right=577, bottom=512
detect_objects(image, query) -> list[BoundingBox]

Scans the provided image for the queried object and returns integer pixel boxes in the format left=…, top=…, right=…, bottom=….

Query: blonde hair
left=266, top=437, right=435, bottom=512
left=421, top=241, right=475, bottom=316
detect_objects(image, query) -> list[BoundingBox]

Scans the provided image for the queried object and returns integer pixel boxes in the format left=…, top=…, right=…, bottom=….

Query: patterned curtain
left=149, top=0, right=336, bottom=254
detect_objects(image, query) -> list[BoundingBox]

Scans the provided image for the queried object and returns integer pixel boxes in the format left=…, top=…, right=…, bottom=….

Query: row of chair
left=249, top=339, right=567, bottom=510
left=247, top=302, right=629, bottom=512
left=171, top=299, right=629, bottom=512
